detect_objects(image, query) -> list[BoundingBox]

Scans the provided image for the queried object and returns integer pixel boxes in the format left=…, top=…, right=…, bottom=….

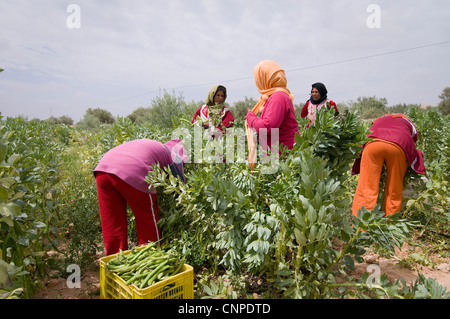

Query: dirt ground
left=31, top=241, right=449, bottom=299
left=31, top=250, right=106, bottom=299
left=353, top=242, right=450, bottom=292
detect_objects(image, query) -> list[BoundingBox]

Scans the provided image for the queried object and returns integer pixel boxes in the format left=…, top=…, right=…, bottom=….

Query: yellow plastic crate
left=99, top=247, right=194, bottom=299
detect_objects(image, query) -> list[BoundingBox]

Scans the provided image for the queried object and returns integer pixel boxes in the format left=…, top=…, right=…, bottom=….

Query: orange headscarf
left=246, top=60, right=294, bottom=168
left=252, top=60, right=294, bottom=114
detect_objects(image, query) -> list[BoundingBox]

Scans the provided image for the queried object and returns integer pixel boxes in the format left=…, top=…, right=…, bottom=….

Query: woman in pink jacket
left=192, top=84, right=235, bottom=138
left=301, top=82, right=339, bottom=128
left=352, top=114, right=425, bottom=217
left=94, top=138, right=187, bottom=255
left=246, top=60, right=299, bottom=167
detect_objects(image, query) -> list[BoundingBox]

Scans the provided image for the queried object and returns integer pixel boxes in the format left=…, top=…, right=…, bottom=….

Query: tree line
left=26, top=87, right=450, bottom=128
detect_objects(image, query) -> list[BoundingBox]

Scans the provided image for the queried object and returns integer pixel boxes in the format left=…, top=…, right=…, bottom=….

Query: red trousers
left=95, top=172, right=161, bottom=256
left=352, top=140, right=408, bottom=217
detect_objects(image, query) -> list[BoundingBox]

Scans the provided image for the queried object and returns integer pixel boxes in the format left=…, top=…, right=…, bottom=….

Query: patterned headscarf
left=206, top=85, right=227, bottom=127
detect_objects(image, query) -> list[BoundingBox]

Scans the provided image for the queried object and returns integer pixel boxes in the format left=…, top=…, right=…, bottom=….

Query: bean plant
left=148, top=108, right=446, bottom=298
left=1, top=103, right=448, bottom=299
left=0, top=117, right=67, bottom=298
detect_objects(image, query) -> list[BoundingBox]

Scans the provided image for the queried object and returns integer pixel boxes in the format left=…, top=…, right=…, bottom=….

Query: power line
left=99, top=40, right=450, bottom=106
left=98, top=76, right=255, bottom=107
left=98, top=89, right=160, bottom=106
left=286, top=40, right=450, bottom=72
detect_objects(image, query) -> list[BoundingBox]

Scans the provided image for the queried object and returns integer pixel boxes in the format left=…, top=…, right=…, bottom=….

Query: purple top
left=94, top=139, right=172, bottom=193
left=352, top=114, right=425, bottom=175
left=367, top=115, right=425, bottom=174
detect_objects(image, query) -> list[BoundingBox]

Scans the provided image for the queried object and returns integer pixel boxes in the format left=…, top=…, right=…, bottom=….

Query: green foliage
left=230, top=97, right=258, bottom=122
left=58, top=142, right=102, bottom=270
left=46, top=115, right=74, bottom=126
left=85, top=108, right=115, bottom=124
left=2, top=94, right=449, bottom=299
left=396, top=273, right=450, bottom=299
left=335, top=102, right=350, bottom=114
left=127, top=107, right=151, bottom=123
left=76, top=113, right=101, bottom=130
left=297, top=108, right=370, bottom=179
left=349, top=96, right=388, bottom=119
left=0, top=117, right=67, bottom=298
left=199, top=272, right=245, bottom=299
left=401, top=108, right=450, bottom=239
left=406, top=107, right=448, bottom=162
left=336, top=270, right=450, bottom=299
left=146, top=90, right=188, bottom=129
left=388, top=103, right=421, bottom=114
left=147, top=108, right=434, bottom=299
left=127, top=94, right=201, bottom=129
left=438, top=87, right=450, bottom=115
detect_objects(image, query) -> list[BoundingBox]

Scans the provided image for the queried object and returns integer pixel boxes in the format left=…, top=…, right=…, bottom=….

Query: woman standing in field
left=246, top=60, right=299, bottom=167
left=94, top=138, right=187, bottom=256
left=192, top=84, right=235, bottom=138
left=301, top=82, right=339, bottom=128
left=351, top=113, right=426, bottom=217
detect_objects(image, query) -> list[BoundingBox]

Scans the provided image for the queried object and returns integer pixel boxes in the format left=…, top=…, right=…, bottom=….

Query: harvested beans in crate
left=99, top=243, right=193, bottom=299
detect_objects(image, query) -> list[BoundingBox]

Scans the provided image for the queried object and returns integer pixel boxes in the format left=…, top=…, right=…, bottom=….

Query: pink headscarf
left=164, top=138, right=189, bottom=164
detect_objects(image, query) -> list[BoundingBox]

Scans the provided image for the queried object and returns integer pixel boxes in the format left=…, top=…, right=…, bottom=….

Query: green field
left=1, top=101, right=448, bottom=299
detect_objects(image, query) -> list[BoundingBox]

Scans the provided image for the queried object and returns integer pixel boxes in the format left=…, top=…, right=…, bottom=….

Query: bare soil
left=353, top=242, right=450, bottom=290
left=32, top=250, right=106, bottom=299
left=31, top=241, right=449, bottom=299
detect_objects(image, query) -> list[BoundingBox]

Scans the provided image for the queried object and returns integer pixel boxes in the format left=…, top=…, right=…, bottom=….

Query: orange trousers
left=352, top=140, right=408, bottom=217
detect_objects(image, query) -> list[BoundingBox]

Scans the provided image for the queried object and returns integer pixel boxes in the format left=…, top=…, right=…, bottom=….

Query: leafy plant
left=0, top=117, right=67, bottom=297
left=402, top=108, right=449, bottom=240
left=2, top=96, right=449, bottom=299
left=199, top=272, right=245, bottom=299
left=147, top=108, right=425, bottom=299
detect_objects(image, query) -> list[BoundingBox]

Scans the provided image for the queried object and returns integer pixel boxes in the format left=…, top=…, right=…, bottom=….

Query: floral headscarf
left=206, top=85, right=227, bottom=127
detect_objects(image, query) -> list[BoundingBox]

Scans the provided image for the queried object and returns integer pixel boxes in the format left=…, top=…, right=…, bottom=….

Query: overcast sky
left=1, top=0, right=449, bottom=122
